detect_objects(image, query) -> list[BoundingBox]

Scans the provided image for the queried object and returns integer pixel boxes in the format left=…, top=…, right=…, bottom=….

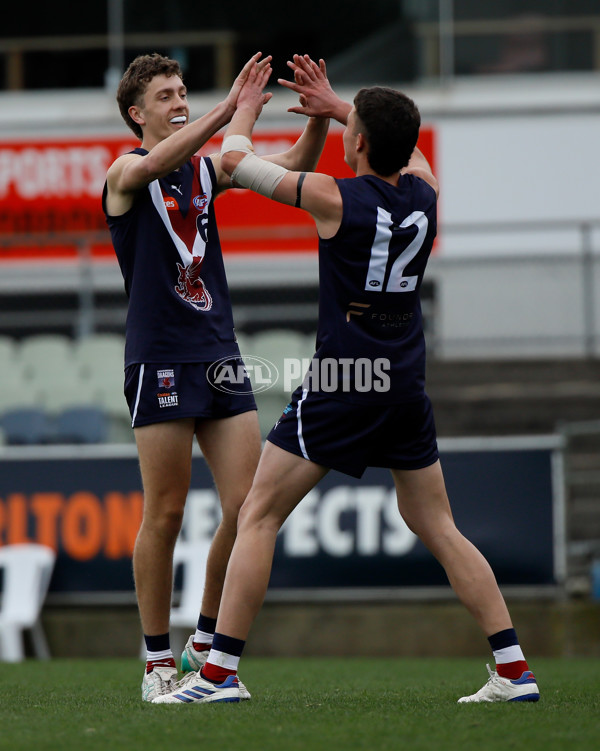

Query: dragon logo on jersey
left=175, top=255, right=213, bottom=311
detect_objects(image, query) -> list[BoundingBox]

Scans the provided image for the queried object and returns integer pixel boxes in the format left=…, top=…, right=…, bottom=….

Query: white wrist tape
left=221, top=134, right=254, bottom=155
left=231, top=153, right=288, bottom=199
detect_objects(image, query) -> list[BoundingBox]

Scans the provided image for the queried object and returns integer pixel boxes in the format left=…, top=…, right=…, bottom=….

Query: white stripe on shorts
left=296, top=387, right=310, bottom=460
left=131, top=363, right=145, bottom=427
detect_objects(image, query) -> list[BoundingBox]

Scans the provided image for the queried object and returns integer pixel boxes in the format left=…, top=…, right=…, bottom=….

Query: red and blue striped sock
left=193, top=613, right=217, bottom=651
left=202, top=632, right=246, bottom=685
left=488, top=628, right=530, bottom=679
left=144, top=632, right=175, bottom=673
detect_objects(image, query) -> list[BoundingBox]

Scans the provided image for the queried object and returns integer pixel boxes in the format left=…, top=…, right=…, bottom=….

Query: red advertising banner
left=0, top=127, right=435, bottom=261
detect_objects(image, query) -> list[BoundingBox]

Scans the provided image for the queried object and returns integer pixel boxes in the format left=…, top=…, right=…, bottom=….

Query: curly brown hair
left=117, top=53, right=184, bottom=140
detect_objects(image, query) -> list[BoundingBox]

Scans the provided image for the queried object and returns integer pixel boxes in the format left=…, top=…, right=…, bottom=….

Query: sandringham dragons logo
left=175, top=255, right=213, bottom=311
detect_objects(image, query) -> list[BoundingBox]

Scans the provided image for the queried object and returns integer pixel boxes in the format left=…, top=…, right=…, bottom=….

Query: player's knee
left=143, top=504, right=184, bottom=540
left=218, top=500, right=243, bottom=533
left=418, top=523, right=461, bottom=557
left=236, top=488, right=284, bottom=535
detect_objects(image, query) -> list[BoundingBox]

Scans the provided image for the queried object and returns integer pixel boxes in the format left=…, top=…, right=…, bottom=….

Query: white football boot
left=141, top=665, right=178, bottom=702
left=458, top=664, right=540, bottom=703
left=180, top=635, right=251, bottom=700
left=153, top=669, right=240, bottom=704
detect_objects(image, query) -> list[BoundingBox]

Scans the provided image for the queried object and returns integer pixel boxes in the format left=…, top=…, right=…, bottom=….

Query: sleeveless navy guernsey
left=102, top=150, right=239, bottom=366
left=312, top=173, right=437, bottom=404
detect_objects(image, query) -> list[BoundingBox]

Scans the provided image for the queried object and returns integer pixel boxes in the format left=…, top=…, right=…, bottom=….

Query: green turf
left=0, top=657, right=598, bottom=751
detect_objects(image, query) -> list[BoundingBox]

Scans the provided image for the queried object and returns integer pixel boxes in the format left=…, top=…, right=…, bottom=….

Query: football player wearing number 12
left=154, top=55, right=539, bottom=706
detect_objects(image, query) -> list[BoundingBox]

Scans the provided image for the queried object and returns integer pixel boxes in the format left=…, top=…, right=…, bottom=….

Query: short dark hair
left=116, top=53, right=183, bottom=140
left=353, top=87, right=421, bottom=176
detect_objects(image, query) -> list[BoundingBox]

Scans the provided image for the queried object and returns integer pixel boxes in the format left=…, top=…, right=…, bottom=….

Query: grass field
left=1, top=657, right=599, bottom=751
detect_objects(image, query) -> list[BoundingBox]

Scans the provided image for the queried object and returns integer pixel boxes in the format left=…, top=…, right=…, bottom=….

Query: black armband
left=295, top=172, right=307, bottom=208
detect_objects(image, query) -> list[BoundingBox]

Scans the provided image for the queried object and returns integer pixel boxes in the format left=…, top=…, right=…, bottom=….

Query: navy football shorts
left=267, top=386, right=439, bottom=479
left=124, top=360, right=257, bottom=428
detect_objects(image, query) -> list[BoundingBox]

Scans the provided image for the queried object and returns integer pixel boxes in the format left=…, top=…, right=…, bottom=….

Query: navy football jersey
left=103, top=150, right=239, bottom=366
left=310, top=173, right=437, bottom=404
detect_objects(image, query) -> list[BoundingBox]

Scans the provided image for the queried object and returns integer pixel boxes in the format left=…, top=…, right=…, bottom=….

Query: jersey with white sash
left=311, top=173, right=437, bottom=404
left=103, top=150, right=238, bottom=366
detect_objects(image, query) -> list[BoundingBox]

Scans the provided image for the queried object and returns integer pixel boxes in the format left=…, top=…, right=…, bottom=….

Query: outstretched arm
left=263, top=115, right=329, bottom=172
left=402, top=146, right=439, bottom=197
left=220, top=62, right=343, bottom=239
left=106, top=52, right=270, bottom=214
left=279, top=54, right=352, bottom=125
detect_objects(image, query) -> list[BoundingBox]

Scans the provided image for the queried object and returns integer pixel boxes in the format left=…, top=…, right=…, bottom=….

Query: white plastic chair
left=139, top=539, right=210, bottom=660
left=0, top=544, right=56, bottom=662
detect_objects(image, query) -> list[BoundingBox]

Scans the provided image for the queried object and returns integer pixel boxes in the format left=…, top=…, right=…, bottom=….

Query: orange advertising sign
left=0, top=491, right=142, bottom=561
left=0, top=127, right=435, bottom=260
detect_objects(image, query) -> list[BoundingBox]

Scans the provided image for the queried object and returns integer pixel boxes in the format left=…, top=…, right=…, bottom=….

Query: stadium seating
left=31, top=368, right=96, bottom=415
left=53, top=406, right=109, bottom=444
left=0, top=329, right=317, bottom=442
left=0, top=333, right=127, bottom=444
left=73, top=333, right=131, bottom=438
left=250, top=329, right=315, bottom=436
left=0, top=360, right=39, bottom=414
left=18, top=334, right=96, bottom=415
left=73, top=333, right=125, bottom=381
left=73, top=334, right=125, bottom=392
left=1, top=407, right=52, bottom=445
left=250, top=329, right=310, bottom=384
left=234, top=331, right=252, bottom=358
left=18, top=334, right=73, bottom=375
left=0, top=543, right=56, bottom=662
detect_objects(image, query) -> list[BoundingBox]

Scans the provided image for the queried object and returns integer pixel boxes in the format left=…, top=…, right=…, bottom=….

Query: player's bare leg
left=194, top=410, right=262, bottom=619
left=134, top=418, right=196, bottom=636
left=215, top=442, right=328, bottom=641
left=176, top=428, right=305, bottom=701
left=392, top=461, right=538, bottom=703
left=391, top=461, right=513, bottom=636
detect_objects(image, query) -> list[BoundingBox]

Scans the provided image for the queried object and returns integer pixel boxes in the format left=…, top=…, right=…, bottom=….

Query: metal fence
left=428, top=217, right=600, bottom=359
left=0, top=217, right=598, bottom=358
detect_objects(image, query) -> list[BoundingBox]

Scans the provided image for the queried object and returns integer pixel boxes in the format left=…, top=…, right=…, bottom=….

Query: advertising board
left=0, top=436, right=563, bottom=601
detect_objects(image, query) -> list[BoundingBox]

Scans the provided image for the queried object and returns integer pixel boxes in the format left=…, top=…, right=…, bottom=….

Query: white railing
left=0, top=218, right=599, bottom=357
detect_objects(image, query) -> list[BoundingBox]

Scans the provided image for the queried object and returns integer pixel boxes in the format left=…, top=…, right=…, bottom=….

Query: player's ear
left=356, top=132, right=367, bottom=153
left=129, top=105, right=146, bottom=129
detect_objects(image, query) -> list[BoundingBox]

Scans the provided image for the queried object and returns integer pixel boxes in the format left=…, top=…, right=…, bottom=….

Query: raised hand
left=278, top=54, right=348, bottom=121
left=226, top=52, right=273, bottom=112
left=237, top=60, right=273, bottom=119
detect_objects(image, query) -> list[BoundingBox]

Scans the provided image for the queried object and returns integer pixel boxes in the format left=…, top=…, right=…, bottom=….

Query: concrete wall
left=41, top=600, right=600, bottom=659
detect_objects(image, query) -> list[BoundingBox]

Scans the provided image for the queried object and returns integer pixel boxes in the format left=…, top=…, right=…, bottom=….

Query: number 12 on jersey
left=365, top=208, right=428, bottom=293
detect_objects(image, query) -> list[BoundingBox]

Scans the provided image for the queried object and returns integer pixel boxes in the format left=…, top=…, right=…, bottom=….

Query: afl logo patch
left=193, top=194, right=208, bottom=210
left=369, top=280, right=381, bottom=287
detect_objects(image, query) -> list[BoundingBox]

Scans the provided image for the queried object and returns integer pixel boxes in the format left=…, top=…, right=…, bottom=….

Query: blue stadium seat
left=53, top=406, right=109, bottom=444
left=1, top=407, right=51, bottom=445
